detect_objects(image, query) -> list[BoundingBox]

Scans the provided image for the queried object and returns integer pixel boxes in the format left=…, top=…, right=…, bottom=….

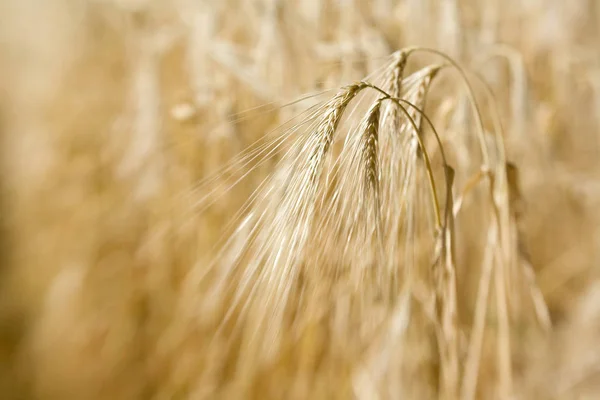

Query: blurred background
left=1, top=0, right=600, bottom=399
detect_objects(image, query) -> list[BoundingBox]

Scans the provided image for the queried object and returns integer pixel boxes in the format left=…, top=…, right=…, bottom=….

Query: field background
left=1, top=0, right=600, bottom=399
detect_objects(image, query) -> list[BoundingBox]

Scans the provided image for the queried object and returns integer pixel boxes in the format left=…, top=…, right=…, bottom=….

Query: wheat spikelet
left=359, top=100, right=383, bottom=249
left=179, top=83, right=373, bottom=390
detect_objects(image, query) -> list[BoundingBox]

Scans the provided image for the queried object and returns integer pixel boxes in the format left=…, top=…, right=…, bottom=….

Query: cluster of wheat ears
left=1, top=0, right=600, bottom=399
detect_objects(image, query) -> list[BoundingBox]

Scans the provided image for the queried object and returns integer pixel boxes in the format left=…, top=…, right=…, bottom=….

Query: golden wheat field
left=1, top=0, right=600, bottom=399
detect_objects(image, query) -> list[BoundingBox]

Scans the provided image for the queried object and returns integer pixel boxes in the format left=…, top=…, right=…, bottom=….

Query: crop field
left=1, top=1, right=600, bottom=399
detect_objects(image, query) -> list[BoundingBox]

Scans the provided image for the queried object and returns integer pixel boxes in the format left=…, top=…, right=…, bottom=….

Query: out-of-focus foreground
left=1, top=0, right=600, bottom=399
